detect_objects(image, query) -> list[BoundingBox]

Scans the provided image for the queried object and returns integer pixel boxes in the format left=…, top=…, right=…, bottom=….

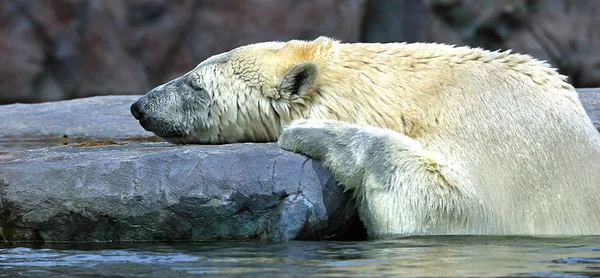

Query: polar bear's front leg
left=278, top=119, right=475, bottom=237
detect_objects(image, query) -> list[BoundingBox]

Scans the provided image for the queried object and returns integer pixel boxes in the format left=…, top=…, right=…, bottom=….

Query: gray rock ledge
left=0, top=96, right=158, bottom=152
left=0, top=143, right=362, bottom=242
left=578, top=88, right=600, bottom=130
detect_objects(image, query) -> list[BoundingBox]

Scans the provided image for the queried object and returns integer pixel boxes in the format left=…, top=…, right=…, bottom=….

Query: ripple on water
left=0, top=237, right=599, bottom=277
left=0, top=247, right=200, bottom=268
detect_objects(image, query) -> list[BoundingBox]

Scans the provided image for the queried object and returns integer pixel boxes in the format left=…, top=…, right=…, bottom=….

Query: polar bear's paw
left=277, top=119, right=476, bottom=237
left=277, top=119, right=342, bottom=160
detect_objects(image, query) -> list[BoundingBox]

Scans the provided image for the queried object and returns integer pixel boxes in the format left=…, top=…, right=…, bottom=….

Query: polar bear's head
left=131, top=38, right=337, bottom=144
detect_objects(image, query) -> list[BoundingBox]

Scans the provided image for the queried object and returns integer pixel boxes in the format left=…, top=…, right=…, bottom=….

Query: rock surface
left=0, top=95, right=152, bottom=140
left=0, top=95, right=158, bottom=152
left=579, top=88, right=600, bottom=130
left=0, top=143, right=362, bottom=242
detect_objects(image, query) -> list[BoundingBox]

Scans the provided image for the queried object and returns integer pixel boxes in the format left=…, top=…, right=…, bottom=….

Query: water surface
left=1, top=236, right=599, bottom=277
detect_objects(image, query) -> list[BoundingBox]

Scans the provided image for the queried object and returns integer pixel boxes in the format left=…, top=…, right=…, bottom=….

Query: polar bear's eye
left=190, top=82, right=204, bottom=91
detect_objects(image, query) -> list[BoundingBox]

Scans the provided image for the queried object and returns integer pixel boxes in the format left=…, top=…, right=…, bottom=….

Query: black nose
left=130, top=101, right=143, bottom=120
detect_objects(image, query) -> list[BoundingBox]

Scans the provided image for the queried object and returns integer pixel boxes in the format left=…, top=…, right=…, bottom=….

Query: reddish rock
left=0, top=0, right=365, bottom=104
left=0, top=0, right=45, bottom=103
left=77, top=1, right=150, bottom=98
left=2, top=0, right=600, bottom=104
left=188, top=0, right=365, bottom=62
left=126, top=0, right=196, bottom=83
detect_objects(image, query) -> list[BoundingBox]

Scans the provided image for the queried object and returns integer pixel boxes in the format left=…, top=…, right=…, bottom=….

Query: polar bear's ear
left=278, top=61, right=318, bottom=98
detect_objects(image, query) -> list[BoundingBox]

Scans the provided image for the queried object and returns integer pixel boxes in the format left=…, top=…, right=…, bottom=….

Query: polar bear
left=131, top=37, right=600, bottom=237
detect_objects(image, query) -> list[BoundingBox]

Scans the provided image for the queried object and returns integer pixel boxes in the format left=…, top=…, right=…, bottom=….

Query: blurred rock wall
left=425, top=0, right=600, bottom=90
left=0, top=0, right=598, bottom=104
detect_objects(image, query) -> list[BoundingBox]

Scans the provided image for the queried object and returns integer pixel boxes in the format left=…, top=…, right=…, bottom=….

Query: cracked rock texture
left=0, top=143, right=362, bottom=242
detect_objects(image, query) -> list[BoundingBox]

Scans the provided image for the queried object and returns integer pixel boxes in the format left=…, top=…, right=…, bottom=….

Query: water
left=1, top=237, right=599, bottom=277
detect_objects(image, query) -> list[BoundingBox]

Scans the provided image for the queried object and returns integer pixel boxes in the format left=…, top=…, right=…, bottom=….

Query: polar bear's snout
left=130, top=97, right=154, bottom=133
left=130, top=75, right=215, bottom=141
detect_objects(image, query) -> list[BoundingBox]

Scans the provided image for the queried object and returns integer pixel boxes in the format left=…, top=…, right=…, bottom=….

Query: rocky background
left=1, top=0, right=599, bottom=104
